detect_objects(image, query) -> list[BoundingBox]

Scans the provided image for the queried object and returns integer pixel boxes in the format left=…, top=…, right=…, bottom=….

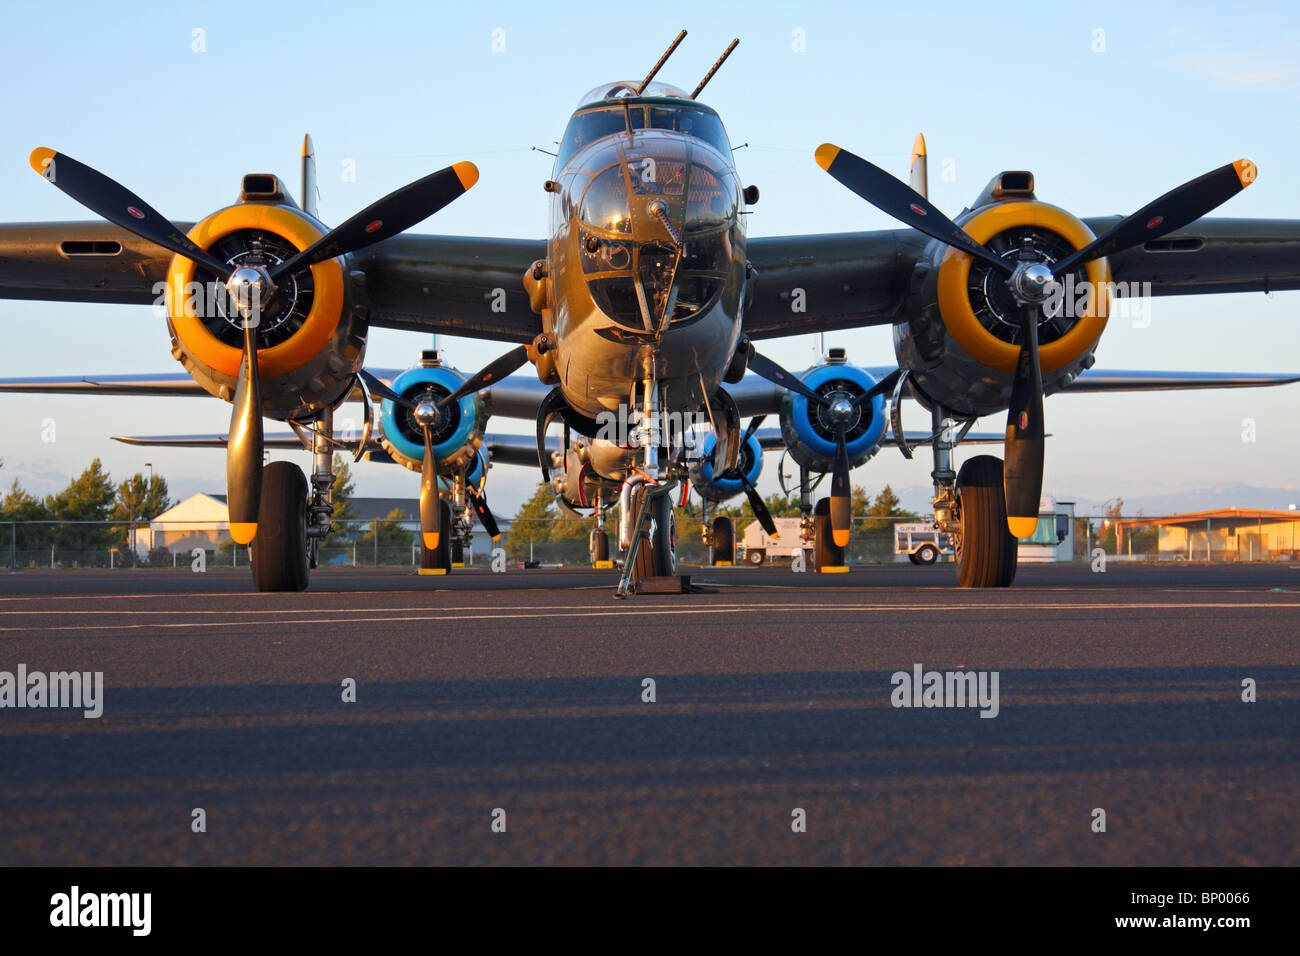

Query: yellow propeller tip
left=1233, top=159, right=1257, bottom=188
left=229, top=522, right=257, bottom=544
left=29, top=147, right=56, bottom=176
left=911, top=133, right=927, bottom=161
left=1007, top=516, right=1039, bottom=539
left=422, top=532, right=440, bottom=550
left=453, top=161, right=479, bottom=191
left=491, top=534, right=501, bottom=542
left=814, top=143, right=840, bottom=172
left=832, top=530, right=850, bottom=548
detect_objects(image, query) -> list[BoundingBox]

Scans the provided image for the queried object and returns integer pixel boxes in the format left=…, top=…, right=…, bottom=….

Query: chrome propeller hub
left=225, top=264, right=276, bottom=325
left=1008, top=261, right=1055, bottom=303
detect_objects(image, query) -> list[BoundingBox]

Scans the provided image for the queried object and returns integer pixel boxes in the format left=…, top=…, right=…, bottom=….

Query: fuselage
left=546, top=82, right=750, bottom=421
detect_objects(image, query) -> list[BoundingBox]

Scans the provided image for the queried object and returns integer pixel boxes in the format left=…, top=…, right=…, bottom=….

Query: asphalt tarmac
left=0, top=561, right=1296, bottom=865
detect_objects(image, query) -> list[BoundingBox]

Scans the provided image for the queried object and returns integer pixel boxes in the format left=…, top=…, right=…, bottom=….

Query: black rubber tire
left=916, top=543, right=940, bottom=565
left=746, top=549, right=765, bottom=565
left=250, top=461, right=310, bottom=593
left=632, top=493, right=676, bottom=579
left=590, top=528, right=610, bottom=563
left=420, top=500, right=454, bottom=573
left=813, top=497, right=845, bottom=571
left=908, top=552, right=921, bottom=565
left=710, top=516, right=734, bottom=565
left=451, top=538, right=464, bottom=565
left=954, top=455, right=1018, bottom=588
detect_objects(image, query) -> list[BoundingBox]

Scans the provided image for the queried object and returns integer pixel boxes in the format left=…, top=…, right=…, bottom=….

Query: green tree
left=866, top=484, right=915, bottom=517
left=510, top=484, right=556, bottom=560
left=109, top=471, right=172, bottom=563
left=46, top=460, right=117, bottom=557
left=1, top=479, right=54, bottom=557
left=322, top=455, right=359, bottom=548
left=356, top=507, right=415, bottom=564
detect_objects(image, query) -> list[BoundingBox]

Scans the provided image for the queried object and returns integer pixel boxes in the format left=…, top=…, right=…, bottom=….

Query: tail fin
left=301, top=134, right=318, bottom=218
left=909, top=133, right=927, bottom=199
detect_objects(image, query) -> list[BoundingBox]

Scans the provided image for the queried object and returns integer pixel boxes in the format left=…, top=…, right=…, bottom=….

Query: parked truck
left=894, top=521, right=952, bottom=564
left=741, top=518, right=813, bottom=565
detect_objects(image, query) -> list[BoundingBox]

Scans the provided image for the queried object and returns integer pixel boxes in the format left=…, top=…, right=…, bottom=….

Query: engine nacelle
left=687, top=431, right=763, bottom=503
left=894, top=183, right=1112, bottom=418
left=778, top=357, right=887, bottom=473
left=165, top=186, right=369, bottom=421
left=377, top=363, right=487, bottom=474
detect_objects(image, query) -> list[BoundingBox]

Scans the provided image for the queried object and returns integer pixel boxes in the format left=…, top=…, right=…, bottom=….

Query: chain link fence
left=5, top=513, right=1299, bottom=569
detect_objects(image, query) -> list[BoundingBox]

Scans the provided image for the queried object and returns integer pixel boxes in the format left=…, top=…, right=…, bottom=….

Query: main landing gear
left=929, top=404, right=1018, bottom=589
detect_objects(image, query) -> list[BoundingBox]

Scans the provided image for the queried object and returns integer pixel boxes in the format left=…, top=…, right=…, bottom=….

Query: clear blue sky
left=2, top=0, right=1298, bottom=513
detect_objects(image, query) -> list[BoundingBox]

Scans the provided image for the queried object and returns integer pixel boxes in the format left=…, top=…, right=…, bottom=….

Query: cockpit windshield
left=556, top=102, right=731, bottom=169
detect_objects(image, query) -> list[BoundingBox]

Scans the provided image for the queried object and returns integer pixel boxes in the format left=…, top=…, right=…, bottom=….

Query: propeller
left=30, top=148, right=480, bottom=546
left=418, top=416, right=441, bottom=552
left=28, top=148, right=234, bottom=277
left=268, top=162, right=478, bottom=282
left=465, top=484, right=501, bottom=540
left=226, top=319, right=264, bottom=543
left=744, top=346, right=883, bottom=547
left=814, top=142, right=1256, bottom=536
left=724, top=415, right=778, bottom=538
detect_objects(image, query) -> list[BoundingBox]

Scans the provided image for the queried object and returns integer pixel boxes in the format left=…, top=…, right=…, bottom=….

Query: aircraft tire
left=420, top=500, right=454, bottom=573
left=590, top=528, right=609, bottom=563
left=954, top=455, right=1018, bottom=588
left=251, top=461, right=310, bottom=593
left=710, top=515, right=734, bottom=565
left=632, top=493, right=675, bottom=579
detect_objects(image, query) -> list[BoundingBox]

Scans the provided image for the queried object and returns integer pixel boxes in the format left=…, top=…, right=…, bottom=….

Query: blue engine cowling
left=687, top=431, right=763, bottom=503
left=778, top=360, right=887, bottom=473
left=377, top=365, right=486, bottom=474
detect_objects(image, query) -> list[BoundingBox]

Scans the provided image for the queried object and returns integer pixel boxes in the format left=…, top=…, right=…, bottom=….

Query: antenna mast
left=636, top=30, right=688, bottom=95
left=690, top=38, right=739, bottom=99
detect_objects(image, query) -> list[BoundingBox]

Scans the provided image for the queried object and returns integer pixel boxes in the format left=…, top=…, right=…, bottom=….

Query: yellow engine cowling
left=895, top=198, right=1111, bottom=418
left=164, top=200, right=368, bottom=421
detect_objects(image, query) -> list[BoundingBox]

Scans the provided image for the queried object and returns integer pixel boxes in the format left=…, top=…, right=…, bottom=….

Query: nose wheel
left=953, top=455, right=1018, bottom=588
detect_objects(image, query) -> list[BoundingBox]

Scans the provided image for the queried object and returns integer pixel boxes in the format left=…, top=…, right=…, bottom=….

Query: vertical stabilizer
left=301, top=134, right=318, bottom=218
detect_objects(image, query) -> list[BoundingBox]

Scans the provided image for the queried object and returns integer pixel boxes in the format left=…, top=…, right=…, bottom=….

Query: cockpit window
left=636, top=108, right=730, bottom=156
left=685, top=163, right=737, bottom=233
left=556, top=102, right=731, bottom=169
left=556, top=109, right=628, bottom=169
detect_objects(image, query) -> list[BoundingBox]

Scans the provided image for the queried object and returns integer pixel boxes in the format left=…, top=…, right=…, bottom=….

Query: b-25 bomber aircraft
left=4, top=32, right=1300, bottom=595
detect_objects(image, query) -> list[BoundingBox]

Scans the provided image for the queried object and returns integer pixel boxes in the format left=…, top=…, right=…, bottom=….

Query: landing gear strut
left=929, top=403, right=1018, bottom=588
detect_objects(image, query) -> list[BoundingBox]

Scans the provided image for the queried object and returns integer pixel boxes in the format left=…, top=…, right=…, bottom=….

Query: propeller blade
left=742, top=479, right=779, bottom=538
left=466, top=486, right=501, bottom=540
left=437, top=345, right=530, bottom=409
left=829, top=423, right=852, bottom=548
left=853, top=367, right=903, bottom=406
left=29, top=147, right=233, bottom=278
left=226, top=322, right=264, bottom=544
left=742, top=414, right=766, bottom=443
left=1052, top=159, right=1257, bottom=276
left=1003, top=306, right=1046, bottom=539
left=419, top=427, right=441, bottom=552
left=269, top=162, right=479, bottom=282
left=814, top=143, right=1013, bottom=275
left=747, top=348, right=831, bottom=407
left=358, top=368, right=415, bottom=410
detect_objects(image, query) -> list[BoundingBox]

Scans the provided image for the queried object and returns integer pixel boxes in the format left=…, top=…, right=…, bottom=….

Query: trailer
left=894, top=521, right=951, bottom=564
left=740, top=518, right=813, bottom=565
